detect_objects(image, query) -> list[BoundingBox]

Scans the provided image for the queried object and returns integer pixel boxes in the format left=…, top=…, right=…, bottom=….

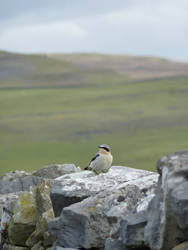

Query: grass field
left=1, top=72, right=188, bottom=176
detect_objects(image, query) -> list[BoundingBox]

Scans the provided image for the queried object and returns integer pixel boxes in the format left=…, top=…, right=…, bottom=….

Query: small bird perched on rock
left=85, top=144, right=113, bottom=174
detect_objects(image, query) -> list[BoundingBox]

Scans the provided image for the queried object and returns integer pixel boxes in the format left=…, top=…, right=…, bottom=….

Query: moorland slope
left=0, top=51, right=188, bottom=175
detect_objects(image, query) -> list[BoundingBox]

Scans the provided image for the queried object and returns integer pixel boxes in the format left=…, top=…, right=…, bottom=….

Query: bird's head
left=98, top=144, right=111, bottom=152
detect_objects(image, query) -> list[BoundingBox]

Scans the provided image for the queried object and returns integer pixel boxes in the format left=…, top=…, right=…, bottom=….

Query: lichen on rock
left=8, top=190, right=37, bottom=246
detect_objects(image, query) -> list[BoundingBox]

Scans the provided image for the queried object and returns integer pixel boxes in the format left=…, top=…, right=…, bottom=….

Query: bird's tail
left=84, top=166, right=89, bottom=170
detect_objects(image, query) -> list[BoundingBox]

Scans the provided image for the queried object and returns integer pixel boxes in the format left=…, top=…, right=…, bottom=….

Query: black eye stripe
left=102, top=147, right=110, bottom=152
left=99, top=144, right=110, bottom=152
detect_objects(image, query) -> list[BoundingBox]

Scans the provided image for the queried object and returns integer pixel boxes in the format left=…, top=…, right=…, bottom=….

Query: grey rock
left=49, top=194, right=110, bottom=249
left=156, top=150, right=188, bottom=175
left=50, top=171, right=95, bottom=216
left=0, top=171, right=30, bottom=181
left=8, top=191, right=37, bottom=246
left=32, top=164, right=80, bottom=179
left=49, top=166, right=158, bottom=249
left=0, top=171, right=43, bottom=194
left=50, top=166, right=158, bottom=216
left=51, top=247, right=78, bottom=250
left=105, top=238, right=125, bottom=250
left=25, top=180, right=55, bottom=248
left=145, top=150, right=188, bottom=250
left=0, top=193, right=20, bottom=219
left=104, top=185, right=143, bottom=239
left=120, top=211, right=147, bottom=247
left=1, top=179, right=55, bottom=249
left=136, top=193, right=155, bottom=213
left=170, top=182, right=188, bottom=230
left=0, top=207, right=12, bottom=242
left=2, top=244, right=29, bottom=250
left=50, top=242, right=79, bottom=250
left=0, top=194, right=20, bottom=246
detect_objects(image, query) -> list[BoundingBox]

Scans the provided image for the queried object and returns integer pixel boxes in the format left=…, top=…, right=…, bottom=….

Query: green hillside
left=0, top=51, right=188, bottom=176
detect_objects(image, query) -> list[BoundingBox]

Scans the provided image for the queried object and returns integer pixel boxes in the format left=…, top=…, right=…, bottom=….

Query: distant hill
left=1, top=51, right=188, bottom=88
left=1, top=51, right=188, bottom=175
left=50, top=53, right=188, bottom=79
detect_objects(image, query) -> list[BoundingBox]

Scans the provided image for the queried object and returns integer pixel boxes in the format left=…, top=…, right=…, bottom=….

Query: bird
left=85, top=144, right=113, bottom=174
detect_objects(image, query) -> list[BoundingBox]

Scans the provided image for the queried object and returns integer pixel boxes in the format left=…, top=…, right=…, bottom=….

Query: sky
left=0, top=0, right=188, bottom=61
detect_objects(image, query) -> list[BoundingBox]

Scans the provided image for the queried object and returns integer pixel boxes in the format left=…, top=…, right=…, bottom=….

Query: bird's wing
left=89, top=153, right=100, bottom=164
left=84, top=153, right=100, bottom=170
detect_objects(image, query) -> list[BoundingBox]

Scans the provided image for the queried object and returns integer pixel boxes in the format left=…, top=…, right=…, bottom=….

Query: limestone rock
left=0, top=193, right=23, bottom=247
left=156, top=150, right=188, bottom=175
left=8, top=191, right=37, bottom=246
left=30, top=241, right=44, bottom=250
left=51, top=246, right=79, bottom=250
left=49, top=166, right=158, bottom=249
left=26, top=208, right=55, bottom=248
left=105, top=238, right=125, bottom=250
left=26, top=181, right=55, bottom=248
left=120, top=211, right=147, bottom=248
left=35, top=179, right=53, bottom=218
left=172, top=242, right=188, bottom=250
left=0, top=171, right=43, bottom=195
left=0, top=207, right=12, bottom=246
left=49, top=194, right=110, bottom=249
left=43, top=230, right=56, bottom=248
left=3, top=244, right=29, bottom=250
left=1, top=177, right=55, bottom=249
left=50, top=166, right=158, bottom=216
left=145, top=150, right=188, bottom=250
left=32, top=164, right=80, bottom=179
left=170, top=182, right=188, bottom=230
left=0, top=193, right=20, bottom=219
left=50, top=171, right=95, bottom=216
left=0, top=171, right=30, bottom=182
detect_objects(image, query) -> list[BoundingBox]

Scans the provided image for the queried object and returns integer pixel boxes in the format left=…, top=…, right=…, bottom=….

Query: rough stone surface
left=135, top=193, right=155, bottom=213
left=2, top=245, right=29, bottom=250
left=0, top=171, right=30, bottom=182
left=30, top=241, right=44, bottom=250
left=0, top=193, right=20, bottom=218
left=0, top=207, right=12, bottom=246
left=35, top=179, right=53, bottom=218
left=170, top=181, right=188, bottom=230
left=105, top=238, right=125, bottom=250
left=0, top=171, right=43, bottom=195
left=8, top=190, right=37, bottom=246
left=50, top=171, right=95, bottom=216
left=0, top=166, right=80, bottom=250
left=0, top=193, right=23, bottom=247
left=145, top=150, right=188, bottom=250
left=0, top=179, right=56, bottom=249
left=121, top=211, right=147, bottom=247
left=49, top=194, right=110, bottom=249
left=2, top=153, right=188, bottom=250
left=50, top=166, right=158, bottom=216
left=51, top=246, right=79, bottom=250
left=26, top=180, right=55, bottom=248
left=156, top=150, right=188, bottom=175
left=32, top=164, right=80, bottom=179
left=49, top=166, right=158, bottom=249
left=172, top=242, right=188, bottom=250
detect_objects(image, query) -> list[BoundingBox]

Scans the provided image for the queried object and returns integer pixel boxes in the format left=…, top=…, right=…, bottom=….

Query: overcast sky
left=0, top=0, right=188, bottom=61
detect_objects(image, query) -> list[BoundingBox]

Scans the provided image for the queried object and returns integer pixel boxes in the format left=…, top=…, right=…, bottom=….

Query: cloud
left=0, top=20, right=87, bottom=53
left=0, top=0, right=188, bottom=61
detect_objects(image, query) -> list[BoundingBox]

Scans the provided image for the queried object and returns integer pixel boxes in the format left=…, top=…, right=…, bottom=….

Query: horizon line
left=1, top=49, right=188, bottom=64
